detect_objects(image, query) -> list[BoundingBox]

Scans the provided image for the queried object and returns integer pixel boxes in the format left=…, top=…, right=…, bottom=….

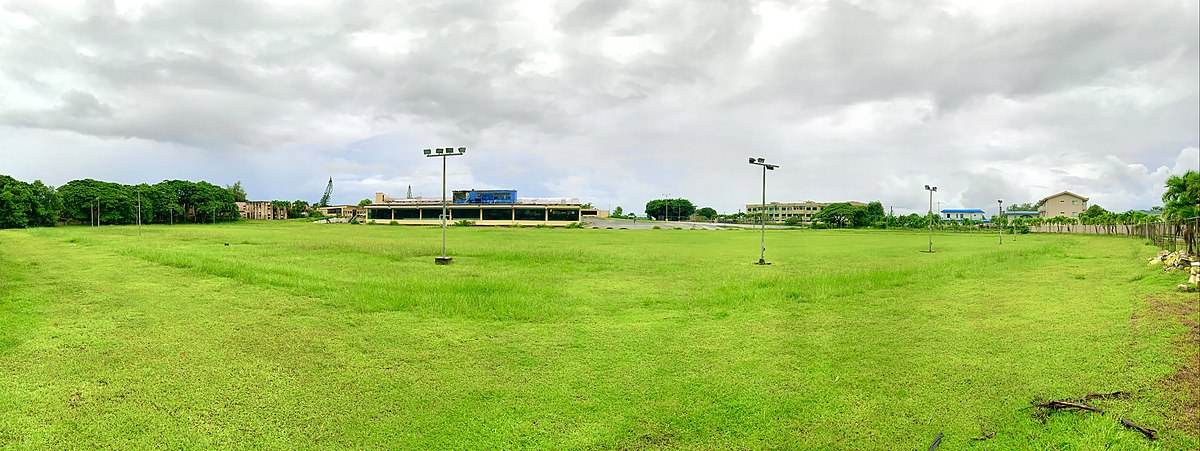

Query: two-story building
left=745, top=201, right=868, bottom=223
left=1036, top=191, right=1089, bottom=219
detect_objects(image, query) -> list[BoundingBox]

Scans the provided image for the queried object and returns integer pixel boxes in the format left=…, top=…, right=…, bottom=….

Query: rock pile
left=1147, top=250, right=1196, bottom=271
left=1147, top=251, right=1199, bottom=292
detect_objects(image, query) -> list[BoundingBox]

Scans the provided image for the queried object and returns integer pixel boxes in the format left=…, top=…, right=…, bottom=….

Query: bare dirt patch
left=1153, top=294, right=1199, bottom=434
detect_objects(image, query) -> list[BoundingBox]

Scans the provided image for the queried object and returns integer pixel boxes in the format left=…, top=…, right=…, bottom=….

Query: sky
left=1, top=0, right=1197, bottom=215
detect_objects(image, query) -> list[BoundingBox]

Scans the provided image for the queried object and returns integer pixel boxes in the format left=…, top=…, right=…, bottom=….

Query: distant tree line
left=0, top=175, right=256, bottom=229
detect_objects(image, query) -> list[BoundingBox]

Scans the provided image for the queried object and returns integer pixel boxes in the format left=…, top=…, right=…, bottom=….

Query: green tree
left=0, top=175, right=35, bottom=228
left=1007, top=202, right=1037, bottom=212
left=814, top=203, right=855, bottom=228
left=695, top=207, right=717, bottom=219
left=358, top=198, right=373, bottom=207
left=865, top=201, right=885, bottom=223
left=645, top=198, right=696, bottom=221
left=226, top=181, right=248, bottom=202
left=1162, top=170, right=1199, bottom=221
left=1079, top=204, right=1110, bottom=222
left=612, top=206, right=623, bottom=218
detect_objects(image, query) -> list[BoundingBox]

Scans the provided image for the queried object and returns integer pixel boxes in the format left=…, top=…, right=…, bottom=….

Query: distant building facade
left=1004, top=210, right=1040, bottom=219
left=1036, top=191, right=1089, bottom=218
left=237, top=201, right=287, bottom=220
left=745, top=201, right=868, bottom=222
left=941, top=209, right=987, bottom=221
left=365, top=190, right=582, bottom=226
left=315, top=205, right=366, bottom=217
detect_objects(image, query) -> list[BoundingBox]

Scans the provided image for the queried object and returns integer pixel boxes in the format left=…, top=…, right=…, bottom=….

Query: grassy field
left=1, top=222, right=1196, bottom=449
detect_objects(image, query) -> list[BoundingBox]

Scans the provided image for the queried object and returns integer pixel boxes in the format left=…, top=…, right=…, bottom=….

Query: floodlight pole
left=424, top=147, right=467, bottom=265
left=925, top=185, right=937, bottom=252
left=96, top=196, right=101, bottom=227
left=749, top=157, right=778, bottom=265
left=997, top=199, right=1002, bottom=245
left=137, top=188, right=142, bottom=235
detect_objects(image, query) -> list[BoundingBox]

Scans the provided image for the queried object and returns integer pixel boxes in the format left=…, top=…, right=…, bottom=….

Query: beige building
left=316, top=205, right=366, bottom=218
left=365, top=191, right=582, bottom=226
left=745, top=201, right=868, bottom=222
left=237, top=201, right=287, bottom=220
left=581, top=208, right=610, bottom=219
left=1036, top=191, right=1089, bottom=219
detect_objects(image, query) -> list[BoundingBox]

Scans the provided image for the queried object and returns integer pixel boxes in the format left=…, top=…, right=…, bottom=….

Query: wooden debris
left=1033, top=400, right=1104, bottom=413
left=1079, top=391, right=1130, bottom=401
left=1119, top=418, right=1158, bottom=440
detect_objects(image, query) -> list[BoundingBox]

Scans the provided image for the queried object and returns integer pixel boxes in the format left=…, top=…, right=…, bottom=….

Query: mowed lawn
left=0, top=222, right=1196, bottom=449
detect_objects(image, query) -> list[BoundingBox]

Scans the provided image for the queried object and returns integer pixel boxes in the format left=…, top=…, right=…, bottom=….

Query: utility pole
left=924, top=185, right=937, bottom=252
left=96, top=196, right=101, bottom=227
left=997, top=199, right=1003, bottom=245
left=749, top=157, right=779, bottom=265
left=137, top=188, right=143, bottom=235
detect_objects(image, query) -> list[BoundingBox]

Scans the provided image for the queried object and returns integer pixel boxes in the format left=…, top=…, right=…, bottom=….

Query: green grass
left=0, top=222, right=1195, bottom=449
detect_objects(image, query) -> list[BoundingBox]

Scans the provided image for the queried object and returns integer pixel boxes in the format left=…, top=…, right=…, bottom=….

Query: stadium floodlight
left=749, top=157, right=779, bottom=265
left=997, top=199, right=1003, bottom=245
left=924, top=185, right=937, bottom=253
left=424, top=146, right=468, bottom=264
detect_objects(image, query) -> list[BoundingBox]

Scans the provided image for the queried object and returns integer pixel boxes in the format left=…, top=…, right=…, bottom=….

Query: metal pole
left=928, top=190, right=933, bottom=253
left=998, top=201, right=1002, bottom=245
left=96, top=197, right=101, bottom=227
left=137, top=188, right=142, bottom=235
left=441, top=155, right=447, bottom=259
left=759, top=164, right=767, bottom=264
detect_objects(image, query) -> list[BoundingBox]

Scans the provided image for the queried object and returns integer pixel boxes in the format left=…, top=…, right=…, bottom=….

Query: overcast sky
left=1, top=0, right=1197, bottom=214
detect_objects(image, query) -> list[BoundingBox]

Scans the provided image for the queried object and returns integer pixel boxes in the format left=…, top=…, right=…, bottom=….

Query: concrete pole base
left=755, top=259, right=771, bottom=265
left=435, top=257, right=453, bottom=265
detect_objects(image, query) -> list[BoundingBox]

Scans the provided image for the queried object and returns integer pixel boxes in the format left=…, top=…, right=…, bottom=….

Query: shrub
left=811, top=223, right=829, bottom=230
left=455, top=220, right=475, bottom=227
left=389, top=220, right=399, bottom=226
left=534, top=224, right=550, bottom=229
left=652, top=225, right=662, bottom=230
left=566, top=222, right=583, bottom=229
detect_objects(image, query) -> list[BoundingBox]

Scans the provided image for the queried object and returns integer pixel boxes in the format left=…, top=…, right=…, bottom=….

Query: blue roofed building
left=941, top=208, right=987, bottom=221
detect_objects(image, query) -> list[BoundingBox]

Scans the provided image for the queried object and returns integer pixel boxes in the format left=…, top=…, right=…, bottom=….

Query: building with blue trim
left=941, top=208, right=987, bottom=221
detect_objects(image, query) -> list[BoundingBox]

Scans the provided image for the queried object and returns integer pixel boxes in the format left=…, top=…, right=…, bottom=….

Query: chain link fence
left=1032, top=217, right=1198, bottom=254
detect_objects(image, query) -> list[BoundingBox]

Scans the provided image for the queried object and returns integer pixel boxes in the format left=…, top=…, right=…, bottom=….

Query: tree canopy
left=1162, top=170, right=1199, bottom=221
left=645, top=198, right=696, bottom=221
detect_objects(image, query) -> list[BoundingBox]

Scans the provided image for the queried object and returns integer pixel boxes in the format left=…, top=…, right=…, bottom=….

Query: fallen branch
left=1033, top=400, right=1105, bottom=413
left=1120, top=418, right=1158, bottom=440
left=1079, top=391, right=1131, bottom=401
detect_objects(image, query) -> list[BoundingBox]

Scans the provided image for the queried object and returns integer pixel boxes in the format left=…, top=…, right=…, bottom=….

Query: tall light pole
left=95, top=196, right=101, bottom=227
left=924, top=185, right=937, bottom=253
left=661, top=193, right=671, bottom=222
left=997, top=199, right=1003, bottom=245
left=749, top=157, right=779, bottom=265
left=424, top=147, right=467, bottom=265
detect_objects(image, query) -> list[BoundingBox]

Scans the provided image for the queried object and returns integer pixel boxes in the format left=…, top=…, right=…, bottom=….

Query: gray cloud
left=0, top=0, right=1196, bottom=213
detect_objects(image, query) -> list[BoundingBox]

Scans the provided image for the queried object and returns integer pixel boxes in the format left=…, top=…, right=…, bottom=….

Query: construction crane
left=319, top=177, right=333, bottom=207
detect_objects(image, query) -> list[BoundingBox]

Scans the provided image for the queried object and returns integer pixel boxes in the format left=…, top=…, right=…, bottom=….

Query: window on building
left=394, top=208, right=420, bottom=220
left=514, top=208, right=543, bottom=221
left=482, top=208, right=510, bottom=221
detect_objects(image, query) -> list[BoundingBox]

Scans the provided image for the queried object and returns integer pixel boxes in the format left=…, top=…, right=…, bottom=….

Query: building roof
left=1035, top=191, right=1089, bottom=207
left=1004, top=210, right=1040, bottom=215
left=941, top=209, right=985, bottom=213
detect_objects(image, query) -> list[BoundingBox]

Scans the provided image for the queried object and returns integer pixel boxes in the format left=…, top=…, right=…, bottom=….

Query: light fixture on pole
left=923, top=185, right=937, bottom=253
left=749, top=157, right=779, bottom=265
left=661, top=193, right=671, bottom=222
left=997, top=199, right=1003, bottom=245
left=424, top=147, right=467, bottom=265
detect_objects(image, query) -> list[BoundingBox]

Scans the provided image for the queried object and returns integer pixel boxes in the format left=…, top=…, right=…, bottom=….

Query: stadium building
left=365, top=189, right=583, bottom=226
